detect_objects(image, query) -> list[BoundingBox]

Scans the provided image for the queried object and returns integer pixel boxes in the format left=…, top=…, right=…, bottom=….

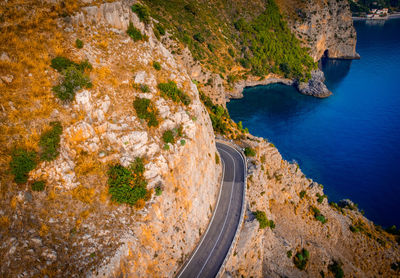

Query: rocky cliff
left=223, top=136, right=400, bottom=277
left=0, top=1, right=220, bottom=276
left=277, top=0, right=359, bottom=61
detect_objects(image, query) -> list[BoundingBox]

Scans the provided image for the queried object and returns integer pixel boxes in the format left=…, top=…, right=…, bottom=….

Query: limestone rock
left=297, top=69, right=332, bottom=98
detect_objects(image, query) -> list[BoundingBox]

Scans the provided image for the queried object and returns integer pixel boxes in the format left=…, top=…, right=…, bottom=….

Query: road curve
left=176, top=141, right=246, bottom=278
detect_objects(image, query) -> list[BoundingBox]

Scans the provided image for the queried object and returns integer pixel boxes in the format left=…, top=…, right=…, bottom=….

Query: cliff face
left=277, top=0, right=359, bottom=60
left=0, top=1, right=220, bottom=276
left=224, top=137, right=400, bottom=277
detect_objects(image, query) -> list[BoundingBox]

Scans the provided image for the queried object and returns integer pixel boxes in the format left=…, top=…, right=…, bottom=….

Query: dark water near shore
left=227, top=18, right=400, bottom=227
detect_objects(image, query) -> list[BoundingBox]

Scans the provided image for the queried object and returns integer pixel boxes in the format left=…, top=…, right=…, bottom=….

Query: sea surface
left=227, top=18, right=400, bottom=227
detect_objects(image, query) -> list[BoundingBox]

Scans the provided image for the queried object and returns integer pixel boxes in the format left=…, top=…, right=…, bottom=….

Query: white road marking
left=176, top=146, right=226, bottom=278
left=195, top=147, right=236, bottom=278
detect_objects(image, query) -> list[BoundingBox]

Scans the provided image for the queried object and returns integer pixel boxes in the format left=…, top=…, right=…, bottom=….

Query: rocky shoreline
left=229, top=69, right=332, bottom=101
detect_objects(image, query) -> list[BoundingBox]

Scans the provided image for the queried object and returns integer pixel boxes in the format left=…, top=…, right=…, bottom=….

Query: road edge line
left=175, top=142, right=226, bottom=278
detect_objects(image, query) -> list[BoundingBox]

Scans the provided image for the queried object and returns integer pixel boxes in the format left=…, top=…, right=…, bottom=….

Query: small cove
left=227, top=18, right=400, bottom=227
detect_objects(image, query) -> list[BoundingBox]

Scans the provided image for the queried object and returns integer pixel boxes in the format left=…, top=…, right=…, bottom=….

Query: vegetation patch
left=162, top=126, right=184, bottom=148
left=10, top=148, right=38, bottom=184
left=200, top=92, right=231, bottom=134
left=107, top=158, right=151, bottom=206
left=155, top=186, right=163, bottom=196
left=299, top=190, right=306, bottom=199
left=51, top=57, right=93, bottom=102
left=133, top=97, right=159, bottom=127
left=311, top=206, right=327, bottom=224
left=158, top=81, right=191, bottom=105
left=39, top=121, right=63, bottom=162
left=316, top=193, right=327, bottom=204
left=31, top=180, right=45, bottom=192
left=153, top=23, right=166, bottom=39
left=131, top=4, right=151, bottom=24
left=127, top=21, right=148, bottom=42
left=75, top=38, right=84, bottom=49
left=293, top=248, right=309, bottom=270
left=215, top=152, right=220, bottom=164
left=253, top=210, right=275, bottom=229
left=244, top=147, right=256, bottom=157
left=328, top=260, right=344, bottom=278
left=153, top=61, right=161, bottom=71
left=162, top=130, right=175, bottom=144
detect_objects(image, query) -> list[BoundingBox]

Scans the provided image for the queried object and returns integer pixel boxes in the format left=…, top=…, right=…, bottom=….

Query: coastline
left=353, top=12, right=400, bottom=20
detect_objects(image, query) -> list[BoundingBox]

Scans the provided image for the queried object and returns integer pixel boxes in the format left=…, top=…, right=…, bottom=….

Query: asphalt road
left=176, top=141, right=246, bottom=278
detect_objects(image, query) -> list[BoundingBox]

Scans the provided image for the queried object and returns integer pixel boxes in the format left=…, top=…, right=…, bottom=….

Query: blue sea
left=227, top=18, right=400, bottom=227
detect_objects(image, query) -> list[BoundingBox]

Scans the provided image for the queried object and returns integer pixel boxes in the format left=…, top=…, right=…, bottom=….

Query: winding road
left=176, top=141, right=246, bottom=278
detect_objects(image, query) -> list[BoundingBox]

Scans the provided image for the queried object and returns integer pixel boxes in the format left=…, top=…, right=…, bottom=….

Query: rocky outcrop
left=223, top=136, right=400, bottom=277
left=0, top=2, right=221, bottom=277
left=279, top=0, right=359, bottom=61
left=297, top=69, right=332, bottom=98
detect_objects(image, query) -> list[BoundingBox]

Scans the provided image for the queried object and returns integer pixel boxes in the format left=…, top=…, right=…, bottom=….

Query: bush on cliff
left=158, top=81, right=191, bottom=105
left=39, top=121, right=63, bottom=162
left=199, top=91, right=230, bottom=134
left=131, top=4, right=151, bottom=24
left=133, top=97, right=159, bottom=127
left=10, top=148, right=38, bottom=184
left=328, top=260, right=344, bottom=278
left=127, top=22, right=148, bottom=42
left=107, top=158, right=150, bottom=206
left=293, top=248, right=309, bottom=270
left=51, top=57, right=93, bottom=102
left=244, top=147, right=256, bottom=157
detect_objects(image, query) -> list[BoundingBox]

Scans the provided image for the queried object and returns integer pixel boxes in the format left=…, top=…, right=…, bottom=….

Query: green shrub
left=139, top=84, right=150, bottom=93
left=52, top=66, right=92, bottom=102
left=316, top=193, right=327, bottom=204
left=158, top=81, right=191, bottom=105
left=133, top=97, right=159, bottom=127
left=199, top=91, right=230, bottom=134
left=107, top=158, right=150, bottom=206
left=253, top=210, right=268, bottom=229
left=228, top=47, right=235, bottom=57
left=162, top=130, right=175, bottom=144
left=155, top=186, right=163, bottom=196
left=127, top=21, right=148, bottom=41
left=155, top=23, right=165, bottom=36
left=234, top=0, right=315, bottom=80
left=299, top=190, right=306, bottom=199
left=75, top=39, right=84, bottom=49
left=193, top=32, right=205, bottom=43
left=180, top=139, right=186, bottom=146
left=328, top=260, right=344, bottom=278
left=215, top=153, right=220, bottom=164
left=311, top=206, right=328, bottom=224
left=31, top=180, right=45, bottom=191
left=287, top=250, right=293, bottom=258
left=39, top=121, right=63, bottom=161
left=293, top=249, right=309, bottom=270
left=131, top=4, right=151, bottom=24
left=244, top=147, right=256, bottom=157
left=10, top=148, right=38, bottom=184
left=51, top=56, right=76, bottom=72
left=163, top=144, right=170, bottom=150
left=153, top=61, right=161, bottom=71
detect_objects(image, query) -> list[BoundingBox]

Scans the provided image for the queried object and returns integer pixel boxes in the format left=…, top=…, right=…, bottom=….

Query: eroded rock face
left=224, top=136, right=400, bottom=277
left=281, top=0, right=359, bottom=61
left=1, top=2, right=221, bottom=277
left=297, top=69, right=332, bottom=98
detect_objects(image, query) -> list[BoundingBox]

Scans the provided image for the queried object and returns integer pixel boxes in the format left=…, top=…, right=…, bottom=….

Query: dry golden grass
left=71, top=185, right=95, bottom=204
